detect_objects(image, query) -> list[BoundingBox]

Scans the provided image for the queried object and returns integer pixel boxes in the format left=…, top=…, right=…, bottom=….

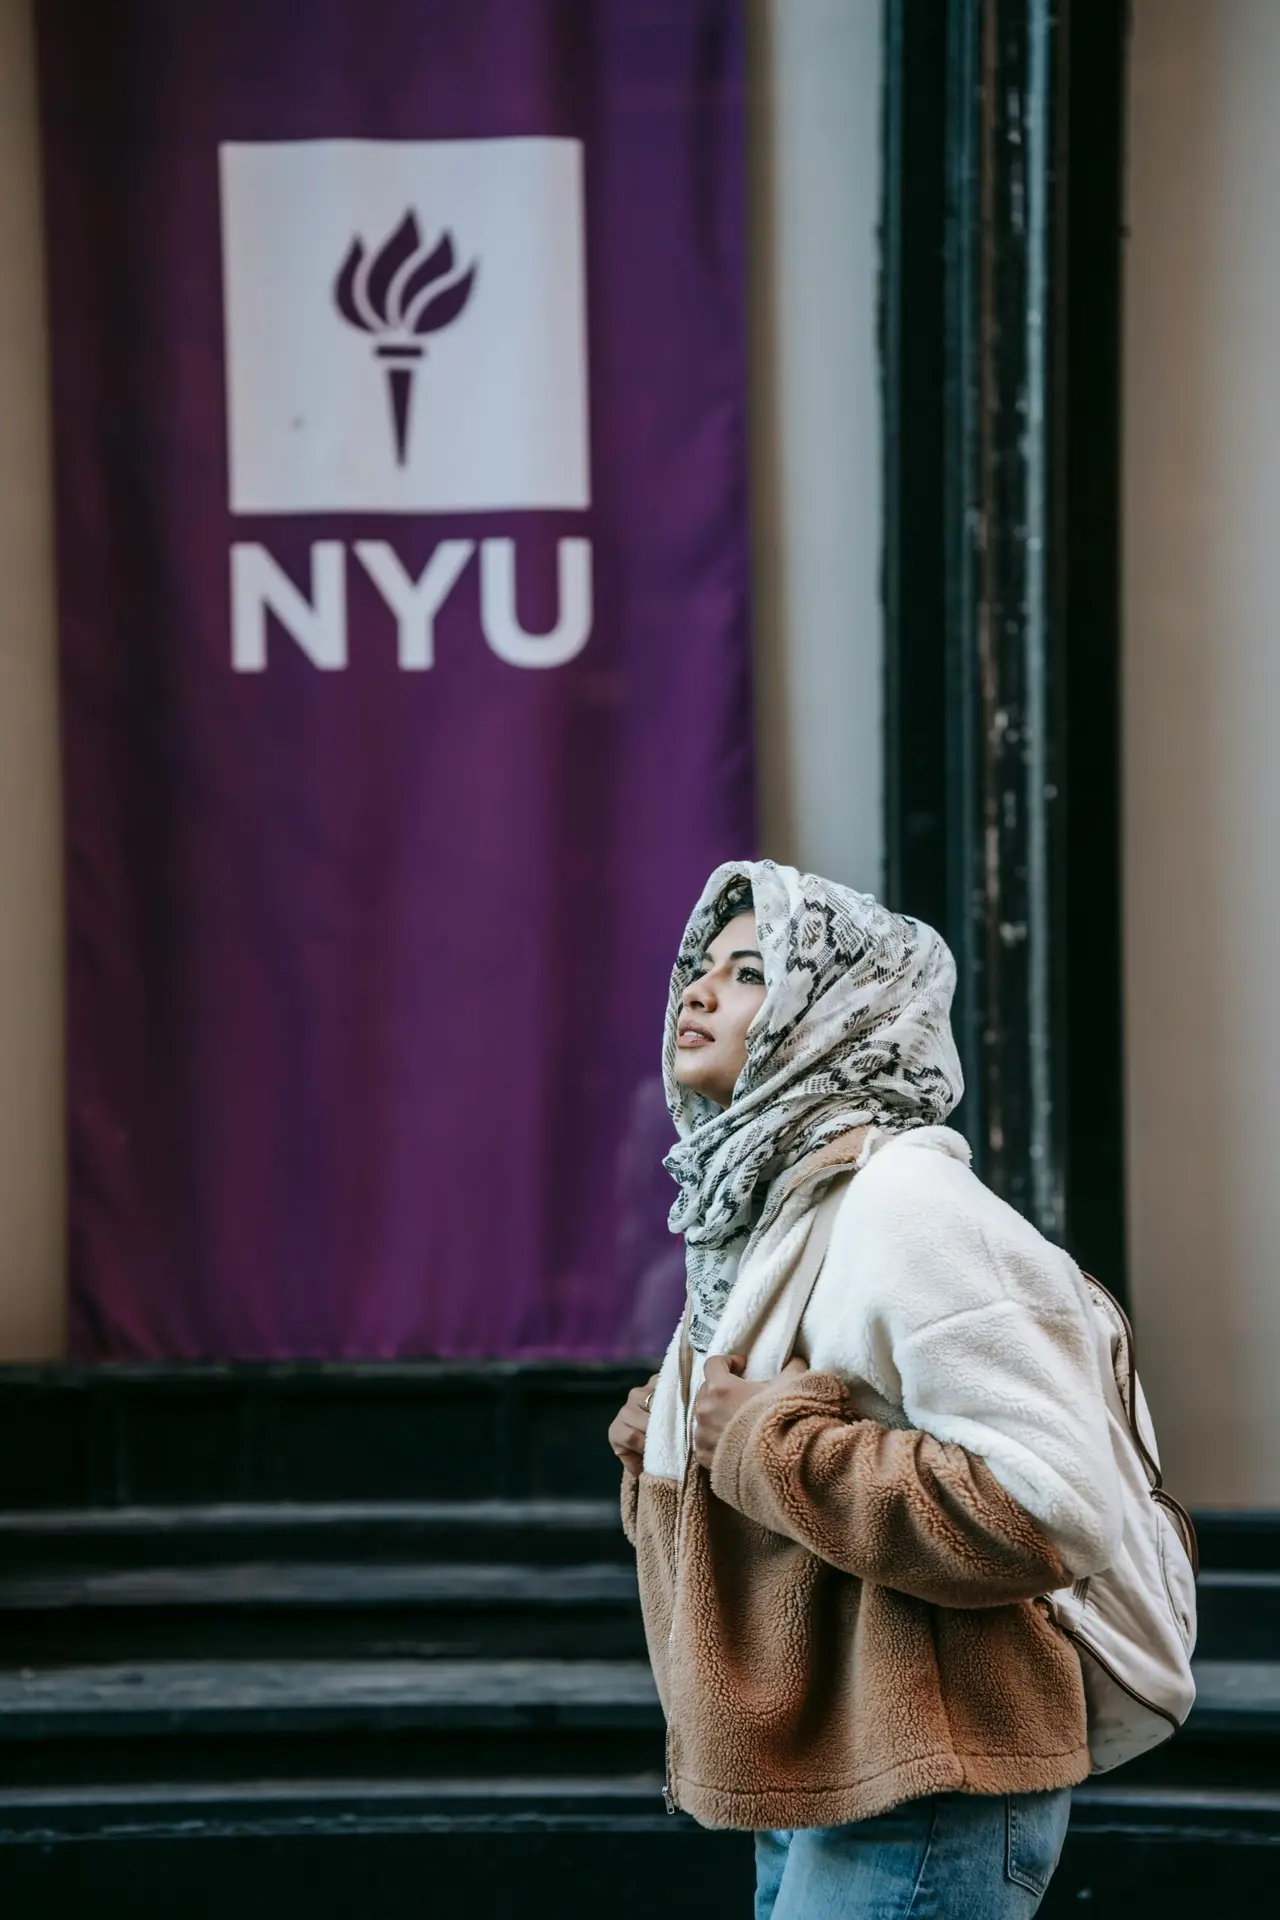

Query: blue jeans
left=754, top=1788, right=1072, bottom=1920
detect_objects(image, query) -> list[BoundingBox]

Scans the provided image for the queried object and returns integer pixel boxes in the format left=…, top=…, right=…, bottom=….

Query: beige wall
left=1125, top=0, right=1280, bottom=1504
left=748, top=0, right=884, bottom=893
left=0, top=0, right=64, bottom=1360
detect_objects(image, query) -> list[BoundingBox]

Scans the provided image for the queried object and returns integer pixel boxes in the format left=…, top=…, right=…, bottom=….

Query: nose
left=683, top=973, right=716, bottom=1013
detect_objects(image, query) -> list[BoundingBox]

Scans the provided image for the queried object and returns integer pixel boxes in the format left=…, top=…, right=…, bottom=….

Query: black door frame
left=881, top=0, right=1129, bottom=1293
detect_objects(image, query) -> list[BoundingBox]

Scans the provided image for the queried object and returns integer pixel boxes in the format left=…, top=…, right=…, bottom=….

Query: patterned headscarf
left=663, top=860, right=963, bottom=1349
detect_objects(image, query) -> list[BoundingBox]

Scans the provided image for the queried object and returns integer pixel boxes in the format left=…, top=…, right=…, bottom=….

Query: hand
left=692, top=1354, right=808, bottom=1469
left=608, top=1373, right=660, bottom=1478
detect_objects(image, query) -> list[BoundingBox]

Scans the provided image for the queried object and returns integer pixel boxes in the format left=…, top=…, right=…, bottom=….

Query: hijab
left=663, top=860, right=964, bottom=1350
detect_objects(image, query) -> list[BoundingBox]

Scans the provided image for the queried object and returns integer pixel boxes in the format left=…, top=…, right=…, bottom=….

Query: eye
left=737, top=966, right=765, bottom=986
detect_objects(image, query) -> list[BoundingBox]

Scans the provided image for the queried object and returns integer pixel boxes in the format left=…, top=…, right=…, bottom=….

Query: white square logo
left=219, top=138, right=590, bottom=514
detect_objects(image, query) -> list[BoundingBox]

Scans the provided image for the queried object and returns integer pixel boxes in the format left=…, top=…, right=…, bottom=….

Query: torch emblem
left=333, top=212, right=478, bottom=466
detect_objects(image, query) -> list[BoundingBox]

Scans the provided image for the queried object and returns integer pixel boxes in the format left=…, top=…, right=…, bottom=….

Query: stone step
left=0, top=1559, right=645, bottom=1662
left=1193, top=1571, right=1280, bottom=1660
left=2, top=1769, right=1280, bottom=1919
left=0, top=1656, right=666, bottom=1790
left=2, top=1770, right=1279, bottom=1843
left=1178, top=1660, right=1280, bottom=1737
left=1, top=1654, right=1276, bottom=1788
left=1192, top=1512, right=1280, bottom=1573
left=0, top=1654, right=663, bottom=1734
left=0, top=1364, right=647, bottom=1511
left=0, top=1775, right=750, bottom=1920
left=0, top=1498, right=630, bottom=1574
left=0, top=1770, right=677, bottom=1840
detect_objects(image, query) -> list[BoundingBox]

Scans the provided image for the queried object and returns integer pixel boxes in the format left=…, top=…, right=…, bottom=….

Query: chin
left=673, top=1054, right=714, bottom=1094
left=674, top=1055, right=729, bottom=1105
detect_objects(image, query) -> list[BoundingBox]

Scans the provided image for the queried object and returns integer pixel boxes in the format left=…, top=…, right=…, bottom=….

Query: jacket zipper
left=662, top=1364, right=699, bottom=1815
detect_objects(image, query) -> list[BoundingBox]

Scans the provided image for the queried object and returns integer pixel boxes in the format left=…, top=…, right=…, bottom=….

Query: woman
left=607, top=861, right=1121, bottom=1920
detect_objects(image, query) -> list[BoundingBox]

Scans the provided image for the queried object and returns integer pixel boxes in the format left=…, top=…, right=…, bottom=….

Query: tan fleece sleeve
left=620, top=1467, right=639, bottom=1546
left=708, top=1371, right=1070, bottom=1607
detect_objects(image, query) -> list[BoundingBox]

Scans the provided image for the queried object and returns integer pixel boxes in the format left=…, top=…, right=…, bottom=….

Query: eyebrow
left=698, top=948, right=764, bottom=966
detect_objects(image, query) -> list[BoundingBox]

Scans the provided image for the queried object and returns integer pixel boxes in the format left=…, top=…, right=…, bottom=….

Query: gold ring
left=642, top=1391, right=654, bottom=1411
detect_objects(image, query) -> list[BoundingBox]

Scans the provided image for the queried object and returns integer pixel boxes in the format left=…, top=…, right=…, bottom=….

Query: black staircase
left=0, top=1365, right=1276, bottom=1915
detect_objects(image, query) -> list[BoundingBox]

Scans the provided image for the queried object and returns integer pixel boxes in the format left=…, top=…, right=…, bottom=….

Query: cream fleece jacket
left=643, top=1126, right=1123, bottom=1579
left=626, top=1125, right=1124, bottom=1827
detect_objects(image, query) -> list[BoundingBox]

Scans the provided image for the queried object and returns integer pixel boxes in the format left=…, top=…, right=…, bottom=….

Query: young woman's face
left=673, top=909, right=766, bottom=1108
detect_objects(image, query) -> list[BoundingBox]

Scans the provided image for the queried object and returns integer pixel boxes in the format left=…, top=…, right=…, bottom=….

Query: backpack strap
left=776, top=1172, right=853, bottom=1366
left=677, top=1169, right=853, bottom=1388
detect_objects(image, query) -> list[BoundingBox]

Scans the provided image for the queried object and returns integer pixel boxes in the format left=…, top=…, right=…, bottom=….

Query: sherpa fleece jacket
left=623, top=1126, right=1123, bottom=1831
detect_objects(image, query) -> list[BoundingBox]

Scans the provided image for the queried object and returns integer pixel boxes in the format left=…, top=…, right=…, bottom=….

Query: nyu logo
left=333, top=213, right=478, bottom=466
left=219, top=138, right=589, bottom=514
left=219, top=138, right=591, bottom=672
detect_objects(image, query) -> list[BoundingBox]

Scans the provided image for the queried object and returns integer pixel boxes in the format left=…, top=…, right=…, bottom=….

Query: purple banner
left=39, top=0, right=752, bottom=1358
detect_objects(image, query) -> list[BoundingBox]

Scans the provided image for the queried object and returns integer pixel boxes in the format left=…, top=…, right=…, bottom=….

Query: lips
left=677, top=1021, right=714, bottom=1048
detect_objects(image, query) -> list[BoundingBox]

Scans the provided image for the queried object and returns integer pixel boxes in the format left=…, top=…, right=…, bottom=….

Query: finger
left=723, top=1353, right=747, bottom=1377
left=781, top=1355, right=808, bottom=1375
left=608, top=1415, right=646, bottom=1456
left=704, top=1354, right=742, bottom=1383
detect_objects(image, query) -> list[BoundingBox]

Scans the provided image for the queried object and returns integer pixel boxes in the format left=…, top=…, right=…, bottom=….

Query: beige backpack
left=1043, top=1273, right=1198, bottom=1772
